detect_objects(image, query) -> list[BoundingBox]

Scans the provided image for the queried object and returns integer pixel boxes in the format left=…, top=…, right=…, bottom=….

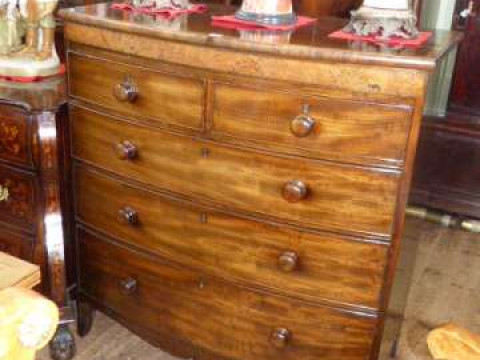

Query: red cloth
left=212, top=15, right=316, bottom=31
left=328, top=30, right=433, bottom=47
left=111, top=2, right=207, bottom=18
left=0, top=64, right=65, bottom=83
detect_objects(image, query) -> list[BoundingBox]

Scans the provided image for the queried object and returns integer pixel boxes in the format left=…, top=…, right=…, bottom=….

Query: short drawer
left=78, top=227, right=378, bottom=360
left=0, top=166, right=36, bottom=228
left=71, top=106, right=399, bottom=236
left=75, top=165, right=388, bottom=309
left=212, top=83, right=413, bottom=167
left=68, top=53, right=205, bottom=132
left=0, top=227, right=34, bottom=260
left=0, top=104, right=34, bottom=168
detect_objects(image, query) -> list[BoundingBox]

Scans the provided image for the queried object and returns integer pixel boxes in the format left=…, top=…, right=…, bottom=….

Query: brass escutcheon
left=0, top=185, right=9, bottom=202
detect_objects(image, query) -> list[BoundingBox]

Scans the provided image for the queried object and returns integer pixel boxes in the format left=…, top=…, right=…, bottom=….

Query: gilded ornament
left=0, top=185, right=9, bottom=202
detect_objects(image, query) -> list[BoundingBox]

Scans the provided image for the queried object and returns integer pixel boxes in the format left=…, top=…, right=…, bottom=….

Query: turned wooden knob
left=278, top=252, right=299, bottom=273
left=282, top=180, right=309, bottom=203
left=119, top=277, right=137, bottom=295
left=115, top=141, right=137, bottom=161
left=113, top=82, right=138, bottom=103
left=270, top=328, right=291, bottom=349
left=291, top=114, right=316, bottom=138
left=117, top=207, right=138, bottom=225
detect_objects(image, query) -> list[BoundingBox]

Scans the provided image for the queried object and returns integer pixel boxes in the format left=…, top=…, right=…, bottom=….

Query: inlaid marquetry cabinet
left=59, top=4, right=461, bottom=360
left=0, top=78, right=77, bottom=359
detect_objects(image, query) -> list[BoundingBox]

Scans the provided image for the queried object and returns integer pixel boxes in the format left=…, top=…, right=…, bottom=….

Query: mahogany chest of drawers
left=59, top=4, right=461, bottom=360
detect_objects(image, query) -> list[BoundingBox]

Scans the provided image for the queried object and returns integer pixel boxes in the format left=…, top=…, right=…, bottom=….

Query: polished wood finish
left=411, top=114, right=480, bottom=218
left=450, top=0, right=480, bottom=115
left=59, top=4, right=460, bottom=360
left=0, top=165, right=36, bottom=228
left=0, top=229, right=34, bottom=265
left=411, top=0, right=480, bottom=218
left=78, top=227, right=379, bottom=360
left=212, top=84, right=413, bottom=167
left=0, top=251, right=40, bottom=289
left=74, top=164, right=389, bottom=310
left=0, top=77, right=69, bottom=308
left=0, top=105, right=33, bottom=169
left=71, top=106, right=399, bottom=237
left=69, top=53, right=204, bottom=132
left=60, top=4, right=461, bottom=71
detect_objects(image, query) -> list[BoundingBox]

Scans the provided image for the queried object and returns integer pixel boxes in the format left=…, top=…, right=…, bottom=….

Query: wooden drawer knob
left=119, top=277, right=138, bottom=295
left=115, top=141, right=137, bottom=161
left=282, top=180, right=308, bottom=203
left=270, top=328, right=291, bottom=349
left=278, top=252, right=299, bottom=273
left=113, top=81, right=138, bottom=103
left=117, top=207, right=138, bottom=225
left=291, top=104, right=315, bottom=138
left=291, top=114, right=316, bottom=138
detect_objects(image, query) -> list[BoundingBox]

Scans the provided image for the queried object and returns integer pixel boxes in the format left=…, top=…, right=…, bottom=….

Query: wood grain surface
left=0, top=251, right=40, bottom=289
left=211, top=83, right=413, bottom=167
left=78, top=227, right=379, bottom=360
left=74, top=164, right=389, bottom=310
left=69, top=53, right=205, bottom=132
left=58, top=4, right=462, bottom=71
left=0, top=229, right=34, bottom=260
left=71, top=106, right=400, bottom=237
left=0, top=105, right=33, bottom=169
left=0, top=165, right=37, bottom=229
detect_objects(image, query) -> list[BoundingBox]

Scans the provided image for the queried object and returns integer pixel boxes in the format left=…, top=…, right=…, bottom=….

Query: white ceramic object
left=363, top=0, right=409, bottom=11
left=0, top=0, right=60, bottom=78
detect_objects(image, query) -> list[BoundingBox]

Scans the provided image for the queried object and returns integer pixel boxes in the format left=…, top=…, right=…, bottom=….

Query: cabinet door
left=450, top=0, right=480, bottom=115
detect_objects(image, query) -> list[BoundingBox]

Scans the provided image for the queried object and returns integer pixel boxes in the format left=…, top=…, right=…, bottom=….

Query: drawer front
left=212, top=83, right=413, bottom=166
left=0, top=166, right=36, bottom=228
left=72, top=107, right=399, bottom=236
left=0, top=105, right=33, bottom=167
left=0, top=228, right=34, bottom=260
left=68, top=53, right=205, bottom=131
left=75, top=165, right=388, bottom=309
left=78, top=227, right=378, bottom=360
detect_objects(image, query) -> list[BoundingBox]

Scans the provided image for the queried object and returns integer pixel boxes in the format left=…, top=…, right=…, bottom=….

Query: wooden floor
left=38, top=218, right=480, bottom=360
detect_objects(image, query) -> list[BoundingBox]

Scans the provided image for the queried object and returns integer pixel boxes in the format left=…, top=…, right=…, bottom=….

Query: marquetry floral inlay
left=0, top=120, right=25, bottom=159
left=0, top=176, right=34, bottom=222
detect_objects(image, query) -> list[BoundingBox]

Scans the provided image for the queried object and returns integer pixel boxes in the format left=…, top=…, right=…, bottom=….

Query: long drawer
left=71, top=106, right=400, bottom=236
left=0, top=165, right=36, bottom=229
left=78, top=227, right=379, bottom=360
left=75, top=164, right=388, bottom=309
left=68, top=53, right=205, bottom=132
left=212, top=83, right=413, bottom=167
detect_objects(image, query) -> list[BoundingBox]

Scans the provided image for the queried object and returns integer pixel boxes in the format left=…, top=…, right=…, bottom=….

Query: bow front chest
left=59, top=4, right=461, bottom=359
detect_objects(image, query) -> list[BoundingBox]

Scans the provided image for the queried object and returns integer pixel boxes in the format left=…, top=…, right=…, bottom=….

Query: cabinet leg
left=77, top=300, right=95, bottom=337
left=49, top=324, right=76, bottom=360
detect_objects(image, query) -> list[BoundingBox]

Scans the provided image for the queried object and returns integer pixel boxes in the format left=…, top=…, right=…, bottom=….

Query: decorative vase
left=344, top=0, right=419, bottom=39
left=235, top=0, right=296, bottom=26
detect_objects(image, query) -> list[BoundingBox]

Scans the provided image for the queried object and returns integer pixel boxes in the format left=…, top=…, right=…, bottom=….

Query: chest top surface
left=59, top=3, right=462, bottom=71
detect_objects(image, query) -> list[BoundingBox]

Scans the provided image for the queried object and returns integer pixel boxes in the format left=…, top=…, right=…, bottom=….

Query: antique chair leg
left=48, top=324, right=76, bottom=360
left=76, top=301, right=95, bottom=337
